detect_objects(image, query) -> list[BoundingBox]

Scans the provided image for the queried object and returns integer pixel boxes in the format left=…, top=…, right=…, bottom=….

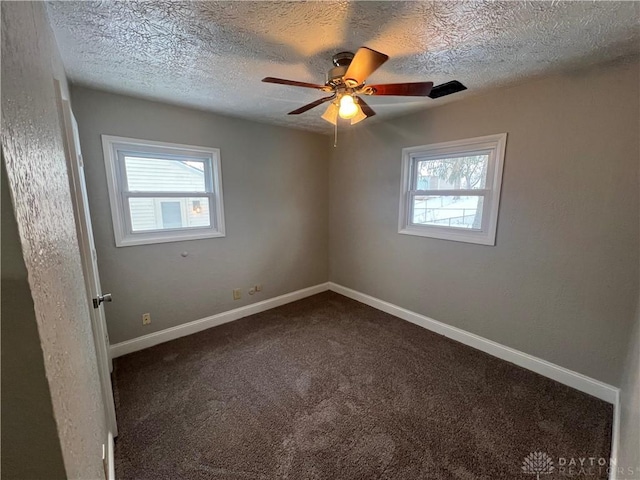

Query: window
left=399, top=133, right=507, bottom=245
left=101, top=136, right=225, bottom=246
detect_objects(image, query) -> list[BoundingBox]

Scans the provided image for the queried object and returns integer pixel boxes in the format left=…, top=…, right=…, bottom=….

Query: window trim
left=398, top=133, right=507, bottom=246
left=101, top=135, right=226, bottom=247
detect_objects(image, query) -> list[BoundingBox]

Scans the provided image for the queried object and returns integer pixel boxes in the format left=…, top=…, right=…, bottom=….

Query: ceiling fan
left=262, top=47, right=467, bottom=126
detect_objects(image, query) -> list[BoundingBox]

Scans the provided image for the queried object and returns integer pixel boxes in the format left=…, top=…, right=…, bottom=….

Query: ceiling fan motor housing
left=327, top=52, right=354, bottom=86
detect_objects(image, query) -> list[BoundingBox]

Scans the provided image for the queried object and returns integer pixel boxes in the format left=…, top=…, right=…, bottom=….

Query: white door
left=56, top=84, right=118, bottom=442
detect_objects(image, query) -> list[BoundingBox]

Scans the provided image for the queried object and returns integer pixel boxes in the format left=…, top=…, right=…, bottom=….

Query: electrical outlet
left=142, top=313, right=151, bottom=325
left=233, top=288, right=242, bottom=300
left=255, top=284, right=263, bottom=292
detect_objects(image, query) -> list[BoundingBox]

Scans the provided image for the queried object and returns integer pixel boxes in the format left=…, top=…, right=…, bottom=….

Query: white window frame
left=101, top=135, right=226, bottom=247
left=398, top=133, right=507, bottom=246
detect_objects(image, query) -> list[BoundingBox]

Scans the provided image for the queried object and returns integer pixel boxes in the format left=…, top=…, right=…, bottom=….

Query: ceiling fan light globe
left=321, top=102, right=339, bottom=125
left=350, top=105, right=367, bottom=125
left=338, top=95, right=358, bottom=119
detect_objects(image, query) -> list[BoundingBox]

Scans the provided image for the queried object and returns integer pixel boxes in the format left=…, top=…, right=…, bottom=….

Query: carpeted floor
left=113, top=292, right=612, bottom=479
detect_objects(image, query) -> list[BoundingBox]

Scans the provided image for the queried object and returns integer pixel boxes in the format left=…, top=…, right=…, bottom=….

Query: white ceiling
left=46, top=1, right=639, bottom=133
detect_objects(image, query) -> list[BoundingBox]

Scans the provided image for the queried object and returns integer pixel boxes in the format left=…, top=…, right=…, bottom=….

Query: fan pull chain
left=334, top=120, right=338, bottom=148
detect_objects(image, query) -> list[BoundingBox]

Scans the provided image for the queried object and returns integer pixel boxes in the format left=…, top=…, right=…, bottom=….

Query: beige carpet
left=113, top=292, right=612, bottom=479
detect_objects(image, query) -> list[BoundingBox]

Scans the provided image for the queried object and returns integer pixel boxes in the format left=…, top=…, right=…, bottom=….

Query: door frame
left=55, top=81, right=118, bottom=443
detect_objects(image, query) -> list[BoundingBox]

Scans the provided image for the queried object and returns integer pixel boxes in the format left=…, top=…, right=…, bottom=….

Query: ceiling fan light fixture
left=350, top=105, right=367, bottom=125
left=321, top=102, right=339, bottom=125
left=338, top=94, right=358, bottom=119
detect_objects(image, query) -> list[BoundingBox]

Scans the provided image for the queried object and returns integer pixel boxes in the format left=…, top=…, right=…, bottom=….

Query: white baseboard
left=328, top=282, right=619, bottom=405
left=109, top=283, right=330, bottom=358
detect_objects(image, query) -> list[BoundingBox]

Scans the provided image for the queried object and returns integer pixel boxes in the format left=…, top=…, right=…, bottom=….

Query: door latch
left=93, top=293, right=113, bottom=309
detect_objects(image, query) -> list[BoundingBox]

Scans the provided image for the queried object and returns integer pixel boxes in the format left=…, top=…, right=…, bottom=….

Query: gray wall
left=71, top=87, right=329, bottom=344
left=1, top=2, right=108, bottom=477
left=1, top=159, right=66, bottom=479
left=329, top=59, right=639, bottom=386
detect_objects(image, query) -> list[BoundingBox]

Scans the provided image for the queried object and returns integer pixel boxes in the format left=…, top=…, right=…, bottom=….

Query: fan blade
left=367, top=82, right=433, bottom=96
left=428, top=80, right=467, bottom=99
left=344, top=47, right=389, bottom=86
left=262, top=77, right=327, bottom=90
left=355, top=96, right=376, bottom=118
left=288, top=96, right=335, bottom=115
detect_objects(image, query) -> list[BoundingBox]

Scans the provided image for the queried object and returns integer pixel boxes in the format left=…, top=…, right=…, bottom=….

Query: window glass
left=415, top=155, right=489, bottom=190
left=412, top=195, right=483, bottom=229
left=124, top=156, right=207, bottom=192
left=128, top=197, right=212, bottom=232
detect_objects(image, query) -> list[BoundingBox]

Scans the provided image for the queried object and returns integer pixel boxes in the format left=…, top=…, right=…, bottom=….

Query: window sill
left=115, top=229, right=225, bottom=247
left=398, top=226, right=496, bottom=246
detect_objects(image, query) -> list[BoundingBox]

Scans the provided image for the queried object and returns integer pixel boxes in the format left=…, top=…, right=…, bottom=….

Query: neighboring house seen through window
left=102, top=136, right=225, bottom=246
left=399, top=133, right=507, bottom=245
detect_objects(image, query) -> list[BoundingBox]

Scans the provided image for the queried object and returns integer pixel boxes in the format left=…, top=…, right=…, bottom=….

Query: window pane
left=129, top=197, right=211, bottom=232
left=415, top=154, right=489, bottom=190
left=412, top=195, right=483, bottom=229
left=125, top=156, right=207, bottom=192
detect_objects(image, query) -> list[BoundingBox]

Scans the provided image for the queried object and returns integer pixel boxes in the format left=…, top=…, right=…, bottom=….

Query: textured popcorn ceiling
left=47, top=1, right=639, bottom=133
